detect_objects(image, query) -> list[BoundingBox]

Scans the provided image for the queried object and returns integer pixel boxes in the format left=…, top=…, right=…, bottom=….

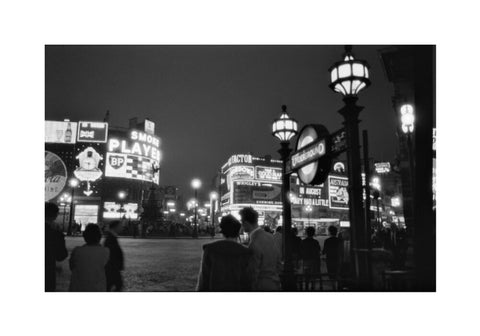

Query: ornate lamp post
left=272, top=104, right=298, bottom=290
left=401, top=103, right=415, bottom=189
left=67, top=178, right=79, bottom=236
left=191, top=178, right=201, bottom=238
left=329, top=45, right=371, bottom=288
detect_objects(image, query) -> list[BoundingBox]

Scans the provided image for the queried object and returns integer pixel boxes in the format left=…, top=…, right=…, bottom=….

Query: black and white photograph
left=44, top=44, right=435, bottom=293
left=2, top=1, right=479, bottom=336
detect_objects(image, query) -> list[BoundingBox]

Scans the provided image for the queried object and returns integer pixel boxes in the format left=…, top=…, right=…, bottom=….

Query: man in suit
left=45, top=202, right=68, bottom=292
left=240, top=207, right=281, bottom=291
left=103, top=220, right=125, bottom=291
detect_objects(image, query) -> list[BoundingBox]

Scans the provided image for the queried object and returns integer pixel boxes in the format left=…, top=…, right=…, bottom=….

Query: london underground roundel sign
left=294, top=124, right=332, bottom=185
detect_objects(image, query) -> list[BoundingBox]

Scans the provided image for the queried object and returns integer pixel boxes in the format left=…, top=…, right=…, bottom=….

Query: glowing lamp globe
left=272, top=105, right=298, bottom=142
left=329, top=46, right=371, bottom=97
left=210, top=191, right=218, bottom=200
left=400, top=104, right=415, bottom=134
left=69, top=178, right=79, bottom=188
left=191, top=178, right=202, bottom=189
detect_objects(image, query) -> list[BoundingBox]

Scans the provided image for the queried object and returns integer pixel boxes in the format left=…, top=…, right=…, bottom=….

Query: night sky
left=45, top=45, right=396, bottom=199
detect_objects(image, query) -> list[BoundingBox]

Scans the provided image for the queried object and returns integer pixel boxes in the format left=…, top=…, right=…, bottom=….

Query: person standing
left=45, top=202, right=68, bottom=292
left=69, top=224, right=109, bottom=291
left=300, top=226, right=321, bottom=274
left=240, top=207, right=281, bottom=291
left=291, top=227, right=302, bottom=270
left=273, top=226, right=283, bottom=260
left=323, top=225, right=343, bottom=279
left=196, top=215, right=253, bottom=291
left=103, top=220, right=125, bottom=291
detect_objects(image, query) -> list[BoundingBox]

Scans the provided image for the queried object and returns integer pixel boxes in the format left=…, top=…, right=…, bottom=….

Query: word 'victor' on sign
left=291, top=140, right=326, bottom=169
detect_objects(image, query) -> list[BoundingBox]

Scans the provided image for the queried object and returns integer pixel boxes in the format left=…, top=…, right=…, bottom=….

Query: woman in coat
left=69, top=224, right=110, bottom=292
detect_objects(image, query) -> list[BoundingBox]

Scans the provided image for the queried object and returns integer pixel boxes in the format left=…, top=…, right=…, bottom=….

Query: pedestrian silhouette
left=104, top=220, right=125, bottom=291
left=300, top=226, right=321, bottom=275
left=69, top=224, right=109, bottom=291
left=45, top=202, right=68, bottom=292
left=240, top=207, right=281, bottom=291
left=196, top=215, right=253, bottom=291
left=273, top=225, right=283, bottom=260
left=291, top=227, right=302, bottom=270
left=323, top=225, right=342, bottom=279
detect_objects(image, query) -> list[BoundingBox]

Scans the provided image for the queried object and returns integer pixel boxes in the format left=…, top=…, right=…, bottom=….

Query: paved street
left=56, top=235, right=334, bottom=291
left=57, top=237, right=208, bottom=291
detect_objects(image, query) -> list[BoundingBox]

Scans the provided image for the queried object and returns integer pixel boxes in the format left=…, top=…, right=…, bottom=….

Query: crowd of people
left=46, top=201, right=343, bottom=292
left=196, top=207, right=344, bottom=291
left=45, top=202, right=125, bottom=292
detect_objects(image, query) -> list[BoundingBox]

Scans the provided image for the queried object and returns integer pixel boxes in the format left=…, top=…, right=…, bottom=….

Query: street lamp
left=329, top=45, right=371, bottom=289
left=272, top=104, right=298, bottom=290
left=401, top=103, right=415, bottom=189
left=191, top=178, right=201, bottom=238
left=210, top=191, right=218, bottom=238
left=67, top=178, right=79, bottom=236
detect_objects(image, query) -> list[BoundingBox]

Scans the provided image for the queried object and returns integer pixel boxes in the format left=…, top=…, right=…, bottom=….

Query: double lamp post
left=271, top=45, right=372, bottom=289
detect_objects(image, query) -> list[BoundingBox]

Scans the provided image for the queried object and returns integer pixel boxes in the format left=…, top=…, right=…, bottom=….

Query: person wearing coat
left=196, top=215, right=253, bottom=291
left=240, top=207, right=282, bottom=291
left=45, top=202, right=68, bottom=292
left=103, top=220, right=125, bottom=291
left=69, top=224, right=109, bottom=292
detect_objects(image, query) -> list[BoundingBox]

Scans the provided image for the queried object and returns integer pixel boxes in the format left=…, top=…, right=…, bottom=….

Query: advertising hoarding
left=328, top=176, right=349, bottom=210
left=255, top=166, right=282, bottom=181
left=233, top=181, right=282, bottom=205
left=74, top=205, right=99, bottom=226
left=103, top=202, right=138, bottom=219
left=105, top=129, right=160, bottom=184
left=45, top=121, right=77, bottom=144
left=292, top=184, right=329, bottom=207
left=77, top=121, right=108, bottom=143
left=45, top=151, right=68, bottom=201
left=374, top=162, right=391, bottom=174
left=144, top=119, right=155, bottom=135
left=105, top=152, right=159, bottom=184
left=74, top=143, right=105, bottom=197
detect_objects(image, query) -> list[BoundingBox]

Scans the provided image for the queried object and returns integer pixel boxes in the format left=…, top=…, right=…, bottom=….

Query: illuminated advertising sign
left=77, top=121, right=108, bottom=143
left=74, top=205, right=99, bottom=226
left=45, top=121, right=77, bottom=144
left=103, top=202, right=138, bottom=219
left=433, top=128, right=436, bottom=152
left=223, top=154, right=253, bottom=171
left=291, top=185, right=329, bottom=207
left=145, top=119, right=155, bottom=135
left=374, top=162, right=391, bottom=174
left=233, top=181, right=282, bottom=205
left=105, top=129, right=160, bottom=184
left=74, top=143, right=105, bottom=197
left=229, top=166, right=255, bottom=180
left=255, top=166, right=282, bottom=181
left=45, top=151, right=68, bottom=201
left=328, top=176, right=349, bottom=210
